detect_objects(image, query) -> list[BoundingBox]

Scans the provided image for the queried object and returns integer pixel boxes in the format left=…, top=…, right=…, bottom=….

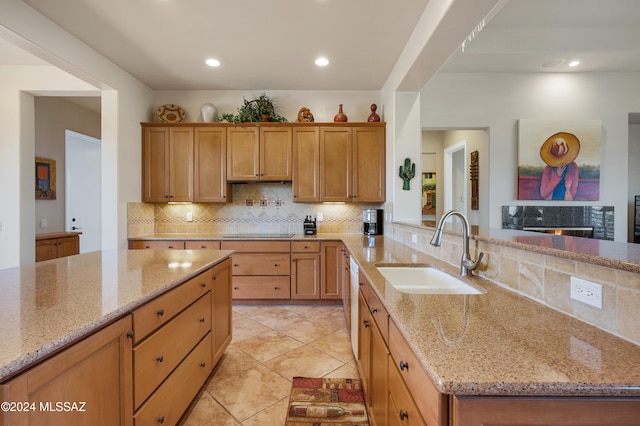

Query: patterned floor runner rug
left=285, top=377, right=369, bottom=426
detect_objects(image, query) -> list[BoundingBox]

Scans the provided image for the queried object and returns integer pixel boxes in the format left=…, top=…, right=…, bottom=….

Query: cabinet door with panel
left=320, top=127, right=353, bottom=202
left=260, top=127, right=292, bottom=181
left=227, top=127, right=260, bottom=181
left=291, top=246, right=321, bottom=299
left=353, top=126, right=385, bottom=202
left=129, top=240, right=185, bottom=250
left=211, top=258, right=232, bottom=364
left=194, top=127, right=231, bottom=202
left=292, top=127, right=320, bottom=202
left=142, top=126, right=193, bottom=202
left=1, top=315, right=133, bottom=426
left=321, top=241, right=343, bottom=299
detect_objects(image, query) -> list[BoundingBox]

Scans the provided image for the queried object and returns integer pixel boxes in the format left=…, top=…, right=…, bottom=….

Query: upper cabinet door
left=353, top=126, right=386, bottom=202
left=260, top=127, right=292, bottom=181
left=227, top=127, right=260, bottom=181
left=143, top=126, right=193, bottom=203
left=292, top=127, right=320, bottom=202
left=194, top=127, right=230, bottom=203
left=320, top=127, right=353, bottom=202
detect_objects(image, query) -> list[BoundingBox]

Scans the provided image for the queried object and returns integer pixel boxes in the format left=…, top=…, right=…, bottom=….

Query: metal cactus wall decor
left=399, top=158, right=416, bottom=190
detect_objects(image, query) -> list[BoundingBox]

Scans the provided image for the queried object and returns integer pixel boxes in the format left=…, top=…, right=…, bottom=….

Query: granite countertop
left=339, top=234, right=640, bottom=397
left=0, top=249, right=232, bottom=382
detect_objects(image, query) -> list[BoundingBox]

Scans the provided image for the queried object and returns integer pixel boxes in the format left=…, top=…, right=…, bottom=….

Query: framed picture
left=517, top=119, right=601, bottom=200
left=35, top=157, right=56, bottom=200
left=422, top=172, right=436, bottom=214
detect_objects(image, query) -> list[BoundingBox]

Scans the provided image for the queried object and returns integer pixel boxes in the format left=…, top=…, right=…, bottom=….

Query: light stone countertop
left=338, top=234, right=640, bottom=397
left=0, top=249, right=233, bottom=382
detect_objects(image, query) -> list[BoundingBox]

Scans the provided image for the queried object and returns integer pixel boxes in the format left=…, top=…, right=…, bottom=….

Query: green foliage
left=220, top=94, right=287, bottom=123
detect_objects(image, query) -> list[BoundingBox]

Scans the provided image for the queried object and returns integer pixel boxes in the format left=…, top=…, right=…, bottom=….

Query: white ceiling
left=3, top=0, right=640, bottom=98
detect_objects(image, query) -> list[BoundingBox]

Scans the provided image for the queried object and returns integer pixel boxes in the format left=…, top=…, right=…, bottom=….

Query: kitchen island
left=0, top=249, right=233, bottom=425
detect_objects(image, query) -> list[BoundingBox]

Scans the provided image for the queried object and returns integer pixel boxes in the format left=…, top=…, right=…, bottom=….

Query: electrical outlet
left=411, top=234, right=417, bottom=243
left=317, top=212, right=323, bottom=222
left=570, top=276, right=603, bottom=309
left=186, top=212, right=193, bottom=222
left=40, top=219, right=47, bottom=228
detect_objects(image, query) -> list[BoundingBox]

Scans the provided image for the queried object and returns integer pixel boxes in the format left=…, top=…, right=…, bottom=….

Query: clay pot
left=334, top=104, right=348, bottom=122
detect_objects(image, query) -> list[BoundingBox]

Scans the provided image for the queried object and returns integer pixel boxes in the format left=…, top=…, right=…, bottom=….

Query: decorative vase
left=200, top=103, right=218, bottom=122
left=334, top=104, right=348, bottom=122
left=368, top=104, right=381, bottom=122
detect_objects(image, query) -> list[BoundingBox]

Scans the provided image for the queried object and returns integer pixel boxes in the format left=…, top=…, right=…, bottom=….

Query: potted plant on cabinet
left=221, top=94, right=287, bottom=123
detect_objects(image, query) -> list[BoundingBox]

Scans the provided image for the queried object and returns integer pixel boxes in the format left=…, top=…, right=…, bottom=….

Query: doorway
left=65, top=130, right=102, bottom=253
left=444, top=140, right=467, bottom=213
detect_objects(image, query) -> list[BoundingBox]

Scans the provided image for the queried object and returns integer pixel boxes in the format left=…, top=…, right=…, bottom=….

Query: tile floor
left=180, top=303, right=360, bottom=425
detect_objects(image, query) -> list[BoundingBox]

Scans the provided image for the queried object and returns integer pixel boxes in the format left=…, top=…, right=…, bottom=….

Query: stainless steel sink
left=375, top=265, right=483, bottom=295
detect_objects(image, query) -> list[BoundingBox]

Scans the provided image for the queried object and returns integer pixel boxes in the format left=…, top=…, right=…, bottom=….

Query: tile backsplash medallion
left=128, top=183, right=380, bottom=237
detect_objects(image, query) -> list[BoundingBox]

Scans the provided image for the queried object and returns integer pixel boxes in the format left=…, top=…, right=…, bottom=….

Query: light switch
left=40, top=219, right=48, bottom=228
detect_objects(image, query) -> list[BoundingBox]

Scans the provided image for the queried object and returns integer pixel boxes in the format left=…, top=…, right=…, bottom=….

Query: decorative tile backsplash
left=502, top=205, right=614, bottom=240
left=127, top=183, right=381, bottom=237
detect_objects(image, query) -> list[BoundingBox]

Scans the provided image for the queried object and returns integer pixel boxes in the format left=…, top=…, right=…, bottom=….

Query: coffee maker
left=363, top=209, right=384, bottom=235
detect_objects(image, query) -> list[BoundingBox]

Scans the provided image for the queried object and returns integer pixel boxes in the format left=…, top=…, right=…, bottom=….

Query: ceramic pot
left=368, top=104, right=381, bottom=122
left=200, top=103, right=218, bottom=122
left=334, top=104, right=348, bottom=122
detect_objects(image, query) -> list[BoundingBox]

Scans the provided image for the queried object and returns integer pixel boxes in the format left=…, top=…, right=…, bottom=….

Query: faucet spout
left=430, top=209, right=484, bottom=277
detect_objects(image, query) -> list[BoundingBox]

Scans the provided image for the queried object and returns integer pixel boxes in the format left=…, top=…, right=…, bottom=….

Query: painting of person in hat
left=539, top=132, right=580, bottom=200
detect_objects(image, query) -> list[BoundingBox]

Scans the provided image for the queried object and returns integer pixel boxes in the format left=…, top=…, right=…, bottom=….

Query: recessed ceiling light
left=568, top=60, right=580, bottom=67
left=205, top=58, right=221, bottom=67
left=315, top=57, right=329, bottom=67
left=541, top=58, right=565, bottom=69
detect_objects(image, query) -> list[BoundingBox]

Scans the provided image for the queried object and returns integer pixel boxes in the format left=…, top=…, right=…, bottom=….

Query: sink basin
left=376, top=266, right=482, bottom=295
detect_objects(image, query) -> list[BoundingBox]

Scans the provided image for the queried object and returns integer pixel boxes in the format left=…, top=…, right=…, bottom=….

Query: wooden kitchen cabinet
left=1, top=315, right=133, bottom=426
left=291, top=242, right=321, bottom=299
left=211, top=258, right=232, bottom=364
left=129, top=240, right=185, bottom=250
left=321, top=241, right=343, bottom=299
left=35, top=232, right=80, bottom=262
left=320, top=126, right=353, bottom=202
left=341, top=245, right=351, bottom=329
left=226, top=126, right=292, bottom=181
left=142, top=125, right=193, bottom=202
left=292, top=126, right=320, bottom=202
left=353, top=126, right=386, bottom=202
left=185, top=240, right=221, bottom=250
left=194, top=127, right=231, bottom=202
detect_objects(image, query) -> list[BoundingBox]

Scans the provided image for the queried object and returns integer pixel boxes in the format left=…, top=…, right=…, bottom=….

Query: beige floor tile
left=234, top=330, right=304, bottom=363
left=232, top=316, right=272, bottom=343
left=241, top=397, right=289, bottom=426
left=309, top=329, right=355, bottom=363
left=207, top=364, right=292, bottom=422
left=283, top=304, right=344, bottom=319
left=211, top=345, right=262, bottom=382
left=246, top=307, right=309, bottom=329
left=323, top=360, right=361, bottom=379
left=264, top=345, right=345, bottom=380
left=320, top=309, right=349, bottom=330
left=275, top=319, right=337, bottom=344
left=180, top=391, right=240, bottom=426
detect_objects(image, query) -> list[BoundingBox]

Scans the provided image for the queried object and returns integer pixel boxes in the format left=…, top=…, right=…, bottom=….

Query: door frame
left=444, top=140, right=467, bottom=213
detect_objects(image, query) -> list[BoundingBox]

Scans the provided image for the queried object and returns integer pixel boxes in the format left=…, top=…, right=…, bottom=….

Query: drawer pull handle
left=363, top=320, right=370, bottom=328
left=201, top=282, right=207, bottom=288
left=399, top=360, right=409, bottom=371
left=371, top=308, right=378, bottom=314
left=213, top=276, right=217, bottom=280
left=234, top=287, right=239, bottom=290
left=233, top=264, right=239, bottom=267
left=399, top=410, right=408, bottom=420
left=156, top=355, right=164, bottom=363
left=157, top=309, right=164, bottom=317
left=274, top=286, right=280, bottom=290
left=199, top=317, right=205, bottom=323
left=145, top=245, right=150, bottom=249
left=274, top=263, right=279, bottom=267
left=157, top=416, right=165, bottom=424
left=200, top=362, right=207, bottom=368
left=126, top=331, right=134, bottom=339
left=359, top=282, right=364, bottom=287
left=167, top=246, right=173, bottom=249
left=304, top=245, right=309, bottom=249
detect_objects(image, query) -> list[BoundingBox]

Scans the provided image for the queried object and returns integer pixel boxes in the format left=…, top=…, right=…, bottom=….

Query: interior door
left=65, top=130, right=101, bottom=253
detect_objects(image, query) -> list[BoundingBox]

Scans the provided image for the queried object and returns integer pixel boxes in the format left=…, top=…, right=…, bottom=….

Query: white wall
left=420, top=72, right=640, bottom=242
left=629, top=123, right=640, bottom=241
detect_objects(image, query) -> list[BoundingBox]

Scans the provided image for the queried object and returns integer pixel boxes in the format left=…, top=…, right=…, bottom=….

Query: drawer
left=231, top=253, right=291, bottom=275
left=232, top=276, right=291, bottom=299
left=134, top=293, right=211, bottom=408
left=388, top=354, right=427, bottom=426
left=185, top=240, right=221, bottom=250
left=134, top=332, right=212, bottom=426
left=360, top=276, right=389, bottom=345
left=389, top=319, right=447, bottom=426
left=133, top=269, right=212, bottom=342
left=221, top=240, right=290, bottom=252
left=129, top=240, right=185, bottom=249
left=291, top=241, right=320, bottom=253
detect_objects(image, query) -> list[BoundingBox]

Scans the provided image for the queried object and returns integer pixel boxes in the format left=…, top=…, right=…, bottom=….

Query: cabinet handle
left=274, top=286, right=280, bottom=290
left=399, top=360, right=409, bottom=371
left=212, top=275, right=217, bottom=281
left=145, top=245, right=151, bottom=249
left=359, top=282, right=364, bottom=287
left=233, top=264, right=239, bottom=267
left=167, top=245, right=173, bottom=249
left=200, top=362, right=207, bottom=368
left=399, top=410, right=408, bottom=421
left=233, top=287, right=239, bottom=290
left=371, top=308, right=378, bottom=314
left=363, top=320, right=370, bottom=328
left=157, top=309, right=164, bottom=317
left=126, top=331, right=134, bottom=339
left=201, top=282, right=207, bottom=288
left=157, top=416, right=165, bottom=424
left=201, top=245, right=206, bottom=248
left=274, top=263, right=279, bottom=267
left=156, top=355, right=164, bottom=363
left=199, top=317, right=205, bottom=323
